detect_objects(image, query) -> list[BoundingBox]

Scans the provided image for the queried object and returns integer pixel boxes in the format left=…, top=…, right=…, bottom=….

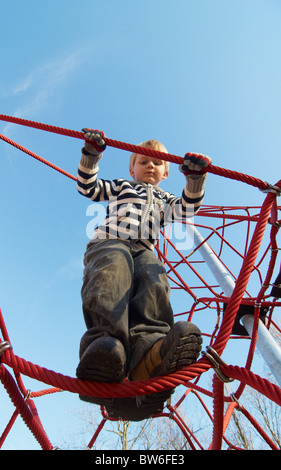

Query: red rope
left=2, top=338, right=281, bottom=408
left=210, top=375, right=225, bottom=450
left=1, top=113, right=281, bottom=449
left=0, top=365, right=53, bottom=450
left=0, top=133, right=76, bottom=181
left=0, top=113, right=270, bottom=190
left=239, top=405, right=279, bottom=450
left=211, top=190, right=278, bottom=356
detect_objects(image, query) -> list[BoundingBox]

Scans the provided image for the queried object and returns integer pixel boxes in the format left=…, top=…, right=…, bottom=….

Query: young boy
left=76, top=129, right=212, bottom=420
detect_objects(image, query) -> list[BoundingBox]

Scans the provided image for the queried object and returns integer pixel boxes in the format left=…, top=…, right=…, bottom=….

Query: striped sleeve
left=164, top=174, right=206, bottom=223
left=77, top=150, right=122, bottom=201
left=182, top=174, right=206, bottom=214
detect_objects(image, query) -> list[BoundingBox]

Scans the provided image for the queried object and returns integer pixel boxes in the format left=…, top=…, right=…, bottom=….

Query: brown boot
left=130, top=338, right=164, bottom=381
left=130, top=321, right=202, bottom=411
left=131, top=321, right=202, bottom=381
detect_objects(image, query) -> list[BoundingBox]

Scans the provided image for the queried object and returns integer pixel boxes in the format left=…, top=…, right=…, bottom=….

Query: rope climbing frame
left=0, top=114, right=281, bottom=450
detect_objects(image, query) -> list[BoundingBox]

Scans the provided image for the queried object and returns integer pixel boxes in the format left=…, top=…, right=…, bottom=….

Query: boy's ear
left=162, top=170, right=169, bottom=181
left=129, top=168, right=135, bottom=179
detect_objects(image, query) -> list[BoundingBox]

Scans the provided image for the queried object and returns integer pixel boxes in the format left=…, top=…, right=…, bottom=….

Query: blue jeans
left=79, top=239, right=174, bottom=373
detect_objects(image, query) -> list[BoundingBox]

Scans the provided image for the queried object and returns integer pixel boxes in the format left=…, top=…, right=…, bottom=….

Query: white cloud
left=1, top=48, right=87, bottom=136
left=13, top=50, right=82, bottom=98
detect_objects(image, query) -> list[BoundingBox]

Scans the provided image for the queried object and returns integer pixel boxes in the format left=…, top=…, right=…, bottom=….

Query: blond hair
left=129, top=139, right=169, bottom=173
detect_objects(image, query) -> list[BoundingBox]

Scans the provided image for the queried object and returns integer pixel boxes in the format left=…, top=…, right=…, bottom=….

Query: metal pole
left=186, top=223, right=235, bottom=297
left=186, top=223, right=281, bottom=386
left=241, top=315, right=281, bottom=387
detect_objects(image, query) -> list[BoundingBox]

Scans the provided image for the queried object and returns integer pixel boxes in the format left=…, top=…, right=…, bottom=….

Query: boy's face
left=129, top=154, right=168, bottom=185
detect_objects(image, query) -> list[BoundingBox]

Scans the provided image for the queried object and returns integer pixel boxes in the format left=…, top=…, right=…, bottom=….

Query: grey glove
left=179, top=153, right=212, bottom=177
left=82, top=128, right=107, bottom=156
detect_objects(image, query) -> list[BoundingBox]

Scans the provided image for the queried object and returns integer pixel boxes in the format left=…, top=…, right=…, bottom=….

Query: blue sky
left=0, top=0, right=281, bottom=450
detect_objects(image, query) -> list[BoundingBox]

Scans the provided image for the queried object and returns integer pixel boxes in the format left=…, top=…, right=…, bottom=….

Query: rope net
left=0, top=114, right=281, bottom=450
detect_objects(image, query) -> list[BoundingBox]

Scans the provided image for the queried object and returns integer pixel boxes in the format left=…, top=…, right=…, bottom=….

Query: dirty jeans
left=79, top=239, right=174, bottom=374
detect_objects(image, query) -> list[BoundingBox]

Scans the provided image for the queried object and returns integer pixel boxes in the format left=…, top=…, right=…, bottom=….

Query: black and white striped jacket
left=77, top=150, right=206, bottom=251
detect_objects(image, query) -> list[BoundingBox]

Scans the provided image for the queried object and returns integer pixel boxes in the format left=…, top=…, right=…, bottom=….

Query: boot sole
left=76, top=336, right=126, bottom=383
left=137, top=321, right=202, bottom=410
left=79, top=395, right=165, bottom=421
left=150, top=321, right=202, bottom=378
